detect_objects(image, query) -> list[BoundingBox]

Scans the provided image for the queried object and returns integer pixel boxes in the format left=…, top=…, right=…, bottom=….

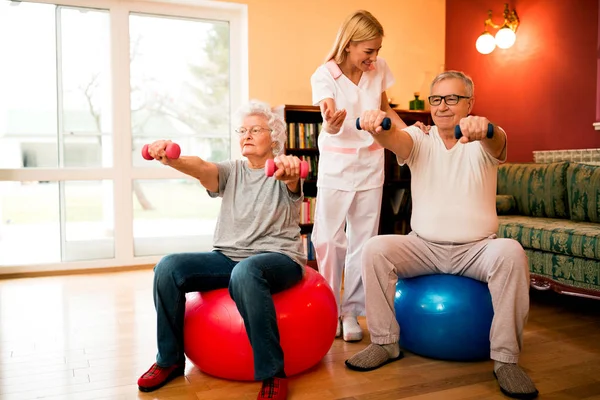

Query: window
left=0, top=0, right=248, bottom=273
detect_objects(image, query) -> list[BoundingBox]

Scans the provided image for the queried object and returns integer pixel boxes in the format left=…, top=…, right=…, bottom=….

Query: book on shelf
left=301, top=232, right=316, bottom=262
left=390, top=188, right=411, bottom=216
left=287, top=122, right=321, bottom=149
left=294, top=155, right=318, bottom=180
left=300, top=196, right=316, bottom=224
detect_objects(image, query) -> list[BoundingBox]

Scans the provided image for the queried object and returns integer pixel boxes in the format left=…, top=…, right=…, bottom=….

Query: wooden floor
left=1, top=269, right=600, bottom=400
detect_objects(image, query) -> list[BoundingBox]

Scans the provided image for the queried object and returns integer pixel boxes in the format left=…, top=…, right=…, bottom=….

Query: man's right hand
left=359, top=109, right=414, bottom=161
left=321, top=99, right=346, bottom=134
left=358, top=110, right=390, bottom=135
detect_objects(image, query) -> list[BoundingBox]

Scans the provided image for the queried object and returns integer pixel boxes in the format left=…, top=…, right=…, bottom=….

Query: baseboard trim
left=0, top=264, right=155, bottom=280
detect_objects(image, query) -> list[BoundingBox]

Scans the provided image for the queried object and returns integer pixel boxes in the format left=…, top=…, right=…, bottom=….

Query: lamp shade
left=495, top=27, right=516, bottom=49
left=476, top=32, right=496, bottom=54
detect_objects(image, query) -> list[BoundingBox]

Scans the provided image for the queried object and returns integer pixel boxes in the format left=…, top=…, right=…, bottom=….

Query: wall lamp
left=476, top=3, right=520, bottom=55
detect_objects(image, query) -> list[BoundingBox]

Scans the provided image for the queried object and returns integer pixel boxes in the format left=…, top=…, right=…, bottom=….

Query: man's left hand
left=457, top=116, right=491, bottom=143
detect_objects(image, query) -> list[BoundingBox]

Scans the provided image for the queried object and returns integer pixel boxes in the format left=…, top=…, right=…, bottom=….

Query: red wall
left=597, top=0, right=600, bottom=121
left=446, top=0, right=600, bottom=162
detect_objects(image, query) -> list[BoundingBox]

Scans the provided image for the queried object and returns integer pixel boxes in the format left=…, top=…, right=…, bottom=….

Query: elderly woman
left=137, top=100, right=306, bottom=400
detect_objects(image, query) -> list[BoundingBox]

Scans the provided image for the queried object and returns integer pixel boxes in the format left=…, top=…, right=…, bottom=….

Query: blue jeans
left=153, top=250, right=303, bottom=380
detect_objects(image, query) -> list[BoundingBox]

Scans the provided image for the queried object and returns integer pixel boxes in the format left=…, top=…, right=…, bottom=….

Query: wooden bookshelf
left=274, top=104, right=435, bottom=261
left=274, top=105, right=321, bottom=267
left=393, top=108, right=433, bottom=126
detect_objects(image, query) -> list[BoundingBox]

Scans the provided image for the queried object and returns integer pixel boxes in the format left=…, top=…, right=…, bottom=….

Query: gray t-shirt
left=207, top=159, right=307, bottom=267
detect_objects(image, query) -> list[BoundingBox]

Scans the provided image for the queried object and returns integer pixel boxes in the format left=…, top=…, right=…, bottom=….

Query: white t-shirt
left=400, top=125, right=504, bottom=243
left=310, top=57, right=395, bottom=191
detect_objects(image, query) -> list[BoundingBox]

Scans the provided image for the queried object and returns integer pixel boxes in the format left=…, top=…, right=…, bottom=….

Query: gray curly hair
left=234, top=100, right=287, bottom=156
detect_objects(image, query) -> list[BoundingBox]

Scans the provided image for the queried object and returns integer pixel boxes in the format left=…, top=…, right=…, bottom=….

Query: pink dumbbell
left=265, top=159, right=309, bottom=179
left=142, top=143, right=181, bottom=160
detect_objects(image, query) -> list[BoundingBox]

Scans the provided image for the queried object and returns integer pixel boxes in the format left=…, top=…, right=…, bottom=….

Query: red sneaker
left=257, top=377, right=288, bottom=399
left=138, top=362, right=185, bottom=392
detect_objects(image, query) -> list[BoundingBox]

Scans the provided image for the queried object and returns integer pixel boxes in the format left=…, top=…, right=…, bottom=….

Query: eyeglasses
left=235, top=126, right=272, bottom=136
left=428, top=94, right=471, bottom=106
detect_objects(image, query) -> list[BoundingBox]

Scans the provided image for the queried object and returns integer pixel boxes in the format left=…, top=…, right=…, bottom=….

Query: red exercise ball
left=183, top=267, right=337, bottom=381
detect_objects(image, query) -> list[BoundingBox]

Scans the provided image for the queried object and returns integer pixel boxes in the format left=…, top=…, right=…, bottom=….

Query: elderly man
left=345, top=71, right=538, bottom=399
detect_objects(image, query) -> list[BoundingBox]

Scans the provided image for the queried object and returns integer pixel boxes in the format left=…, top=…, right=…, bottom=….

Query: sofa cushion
left=498, top=215, right=600, bottom=261
left=526, top=249, right=600, bottom=293
left=496, top=194, right=516, bottom=215
left=497, top=162, right=570, bottom=218
left=567, top=163, right=600, bottom=223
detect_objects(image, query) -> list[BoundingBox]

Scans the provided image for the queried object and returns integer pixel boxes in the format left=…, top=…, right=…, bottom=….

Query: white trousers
left=312, top=187, right=383, bottom=317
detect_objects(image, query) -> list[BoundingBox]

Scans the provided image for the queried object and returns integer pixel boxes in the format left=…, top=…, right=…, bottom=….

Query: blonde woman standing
left=310, top=10, right=407, bottom=342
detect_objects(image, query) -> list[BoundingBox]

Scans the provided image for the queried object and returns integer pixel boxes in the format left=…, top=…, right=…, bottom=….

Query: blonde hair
left=325, top=10, right=384, bottom=64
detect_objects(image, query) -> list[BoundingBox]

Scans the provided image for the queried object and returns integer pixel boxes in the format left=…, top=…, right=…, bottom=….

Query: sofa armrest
left=496, top=194, right=517, bottom=215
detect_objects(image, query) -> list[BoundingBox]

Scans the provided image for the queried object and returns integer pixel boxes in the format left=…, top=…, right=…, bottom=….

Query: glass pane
left=0, top=4, right=110, bottom=169
left=0, top=2, right=58, bottom=168
left=129, top=14, right=231, bottom=167
left=133, top=179, right=220, bottom=256
left=59, top=7, right=112, bottom=168
left=0, top=180, right=114, bottom=266
left=63, top=180, right=115, bottom=262
left=0, top=181, right=61, bottom=265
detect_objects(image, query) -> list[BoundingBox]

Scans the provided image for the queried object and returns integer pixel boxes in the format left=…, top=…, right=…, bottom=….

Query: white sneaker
left=342, top=316, right=363, bottom=342
left=335, top=318, right=342, bottom=338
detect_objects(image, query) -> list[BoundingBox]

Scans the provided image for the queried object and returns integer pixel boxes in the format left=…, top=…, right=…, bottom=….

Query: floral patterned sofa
left=495, top=161, right=600, bottom=299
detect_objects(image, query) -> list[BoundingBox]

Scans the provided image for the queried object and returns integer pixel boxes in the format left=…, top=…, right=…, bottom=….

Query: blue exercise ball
left=394, top=274, right=494, bottom=361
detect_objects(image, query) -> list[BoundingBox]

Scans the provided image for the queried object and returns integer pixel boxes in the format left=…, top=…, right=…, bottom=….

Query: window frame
left=0, top=0, right=248, bottom=275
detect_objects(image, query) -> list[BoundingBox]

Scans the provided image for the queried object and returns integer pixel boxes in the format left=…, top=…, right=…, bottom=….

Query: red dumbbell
left=141, top=142, right=181, bottom=160
left=265, top=159, right=309, bottom=179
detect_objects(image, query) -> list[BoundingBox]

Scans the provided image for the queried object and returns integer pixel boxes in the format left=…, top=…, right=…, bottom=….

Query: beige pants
left=362, top=231, right=530, bottom=363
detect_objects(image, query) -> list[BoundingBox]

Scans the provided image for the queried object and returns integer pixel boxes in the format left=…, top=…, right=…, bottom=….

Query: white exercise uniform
left=310, top=57, right=395, bottom=317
